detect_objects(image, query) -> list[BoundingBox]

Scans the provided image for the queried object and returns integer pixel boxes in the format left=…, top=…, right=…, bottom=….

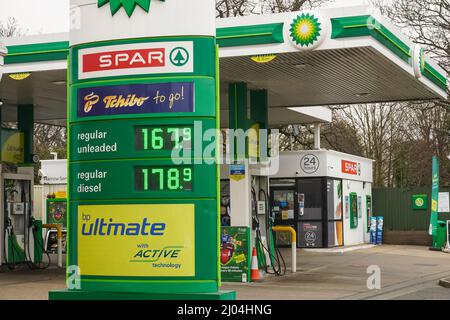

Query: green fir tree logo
left=98, top=0, right=165, bottom=18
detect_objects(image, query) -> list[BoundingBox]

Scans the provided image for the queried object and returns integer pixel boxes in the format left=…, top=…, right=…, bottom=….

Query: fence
left=373, top=187, right=450, bottom=245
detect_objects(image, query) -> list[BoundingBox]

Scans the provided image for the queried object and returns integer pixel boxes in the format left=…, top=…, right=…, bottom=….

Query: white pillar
left=230, top=160, right=252, bottom=228
left=314, top=124, right=321, bottom=150
left=57, top=237, right=63, bottom=268
left=0, top=43, right=7, bottom=83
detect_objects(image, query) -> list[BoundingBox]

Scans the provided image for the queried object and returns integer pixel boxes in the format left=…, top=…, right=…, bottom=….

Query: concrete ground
left=222, top=245, right=450, bottom=300
left=0, top=245, right=449, bottom=300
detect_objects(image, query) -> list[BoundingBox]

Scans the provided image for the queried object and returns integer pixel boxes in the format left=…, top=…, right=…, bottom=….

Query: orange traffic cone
left=250, top=247, right=262, bottom=282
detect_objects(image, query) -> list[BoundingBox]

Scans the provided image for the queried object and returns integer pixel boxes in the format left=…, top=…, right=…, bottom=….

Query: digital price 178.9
left=134, top=166, right=193, bottom=192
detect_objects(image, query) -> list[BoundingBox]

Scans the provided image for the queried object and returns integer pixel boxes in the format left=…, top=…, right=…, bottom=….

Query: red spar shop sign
left=341, top=160, right=361, bottom=176
left=83, top=48, right=165, bottom=72
left=78, top=41, right=193, bottom=80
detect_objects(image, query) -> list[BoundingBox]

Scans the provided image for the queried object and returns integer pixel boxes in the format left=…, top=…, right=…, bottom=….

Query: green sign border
left=67, top=37, right=220, bottom=294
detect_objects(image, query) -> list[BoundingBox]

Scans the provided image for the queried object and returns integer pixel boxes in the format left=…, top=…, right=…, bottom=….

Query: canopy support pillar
left=18, top=105, right=34, bottom=164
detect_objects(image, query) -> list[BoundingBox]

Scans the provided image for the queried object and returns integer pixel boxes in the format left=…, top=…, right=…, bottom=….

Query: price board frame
left=67, top=35, right=220, bottom=294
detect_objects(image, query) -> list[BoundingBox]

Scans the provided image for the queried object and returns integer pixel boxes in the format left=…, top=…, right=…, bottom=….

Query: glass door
left=297, top=178, right=324, bottom=248
left=270, top=187, right=296, bottom=247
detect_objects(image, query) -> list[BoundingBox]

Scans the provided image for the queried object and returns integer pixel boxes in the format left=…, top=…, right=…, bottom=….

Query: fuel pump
left=252, top=176, right=286, bottom=276
left=1, top=169, right=47, bottom=269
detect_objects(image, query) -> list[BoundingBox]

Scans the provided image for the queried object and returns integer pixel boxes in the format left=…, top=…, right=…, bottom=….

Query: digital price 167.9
left=135, top=126, right=192, bottom=151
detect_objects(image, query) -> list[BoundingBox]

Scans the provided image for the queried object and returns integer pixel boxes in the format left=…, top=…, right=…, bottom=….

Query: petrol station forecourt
left=0, top=0, right=448, bottom=301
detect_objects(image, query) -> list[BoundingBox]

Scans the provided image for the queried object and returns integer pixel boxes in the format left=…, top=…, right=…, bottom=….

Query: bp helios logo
left=290, top=13, right=322, bottom=47
left=285, top=11, right=329, bottom=51
left=98, top=0, right=165, bottom=17
left=415, top=198, right=424, bottom=207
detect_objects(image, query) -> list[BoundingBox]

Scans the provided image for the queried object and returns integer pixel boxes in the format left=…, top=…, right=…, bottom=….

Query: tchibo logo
left=83, top=92, right=150, bottom=114
left=78, top=42, right=193, bottom=80
left=77, top=82, right=194, bottom=118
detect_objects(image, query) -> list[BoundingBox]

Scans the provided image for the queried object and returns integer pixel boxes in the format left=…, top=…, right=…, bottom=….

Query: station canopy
left=0, top=1, right=447, bottom=128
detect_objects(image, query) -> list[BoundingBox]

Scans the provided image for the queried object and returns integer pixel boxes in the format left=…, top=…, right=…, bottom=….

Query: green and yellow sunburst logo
left=289, top=13, right=322, bottom=47
left=98, top=0, right=165, bottom=17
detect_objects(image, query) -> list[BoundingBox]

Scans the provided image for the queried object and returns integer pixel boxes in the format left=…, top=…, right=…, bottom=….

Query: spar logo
left=82, top=48, right=166, bottom=73
left=341, top=160, right=361, bottom=176
left=78, top=42, right=193, bottom=80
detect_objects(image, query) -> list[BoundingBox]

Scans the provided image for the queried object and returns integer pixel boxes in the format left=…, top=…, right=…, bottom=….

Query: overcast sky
left=0, top=0, right=389, bottom=36
left=0, top=0, right=69, bottom=35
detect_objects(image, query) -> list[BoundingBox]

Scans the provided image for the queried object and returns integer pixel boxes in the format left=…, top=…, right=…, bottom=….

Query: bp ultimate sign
left=50, top=0, right=233, bottom=299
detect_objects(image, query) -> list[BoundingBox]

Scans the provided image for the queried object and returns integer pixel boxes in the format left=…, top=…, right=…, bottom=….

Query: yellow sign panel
left=9, top=73, right=31, bottom=81
left=431, top=199, right=438, bottom=212
left=2, top=131, right=24, bottom=164
left=250, top=55, right=277, bottom=63
left=248, top=123, right=260, bottom=160
left=55, top=191, right=67, bottom=199
left=78, top=204, right=195, bottom=277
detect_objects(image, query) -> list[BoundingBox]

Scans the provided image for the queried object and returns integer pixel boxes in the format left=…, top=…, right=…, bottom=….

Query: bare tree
left=34, top=124, right=67, bottom=160
left=216, top=0, right=329, bottom=17
left=327, top=103, right=409, bottom=187
left=377, top=0, right=450, bottom=75
left=375, top=0, right=450, bottom=186
left=0, top=18, right=22, bottom=37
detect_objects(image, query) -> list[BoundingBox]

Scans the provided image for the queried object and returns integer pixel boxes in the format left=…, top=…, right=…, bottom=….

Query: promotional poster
left=220, top=227, right=251, bottom=282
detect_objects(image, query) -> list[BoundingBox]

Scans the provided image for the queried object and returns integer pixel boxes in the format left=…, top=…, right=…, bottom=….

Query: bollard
left=272, top=226, right=297, bottom=273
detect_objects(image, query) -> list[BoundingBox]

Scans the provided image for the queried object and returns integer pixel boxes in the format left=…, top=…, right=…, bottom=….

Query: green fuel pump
left=2, top=177, right=47, bottom=269
left=253, top=187, right=286, bottom=276
left=349, top=192, right=358, bottom=229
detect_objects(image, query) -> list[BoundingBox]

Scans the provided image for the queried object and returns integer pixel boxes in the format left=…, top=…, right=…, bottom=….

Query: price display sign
left=66, top=1, right=220, bottom=297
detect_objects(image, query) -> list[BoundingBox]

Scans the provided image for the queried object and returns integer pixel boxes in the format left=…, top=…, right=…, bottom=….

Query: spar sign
left=341, top=160, right=361, bottom=176
left=78, top=42, right=193, bottom=80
